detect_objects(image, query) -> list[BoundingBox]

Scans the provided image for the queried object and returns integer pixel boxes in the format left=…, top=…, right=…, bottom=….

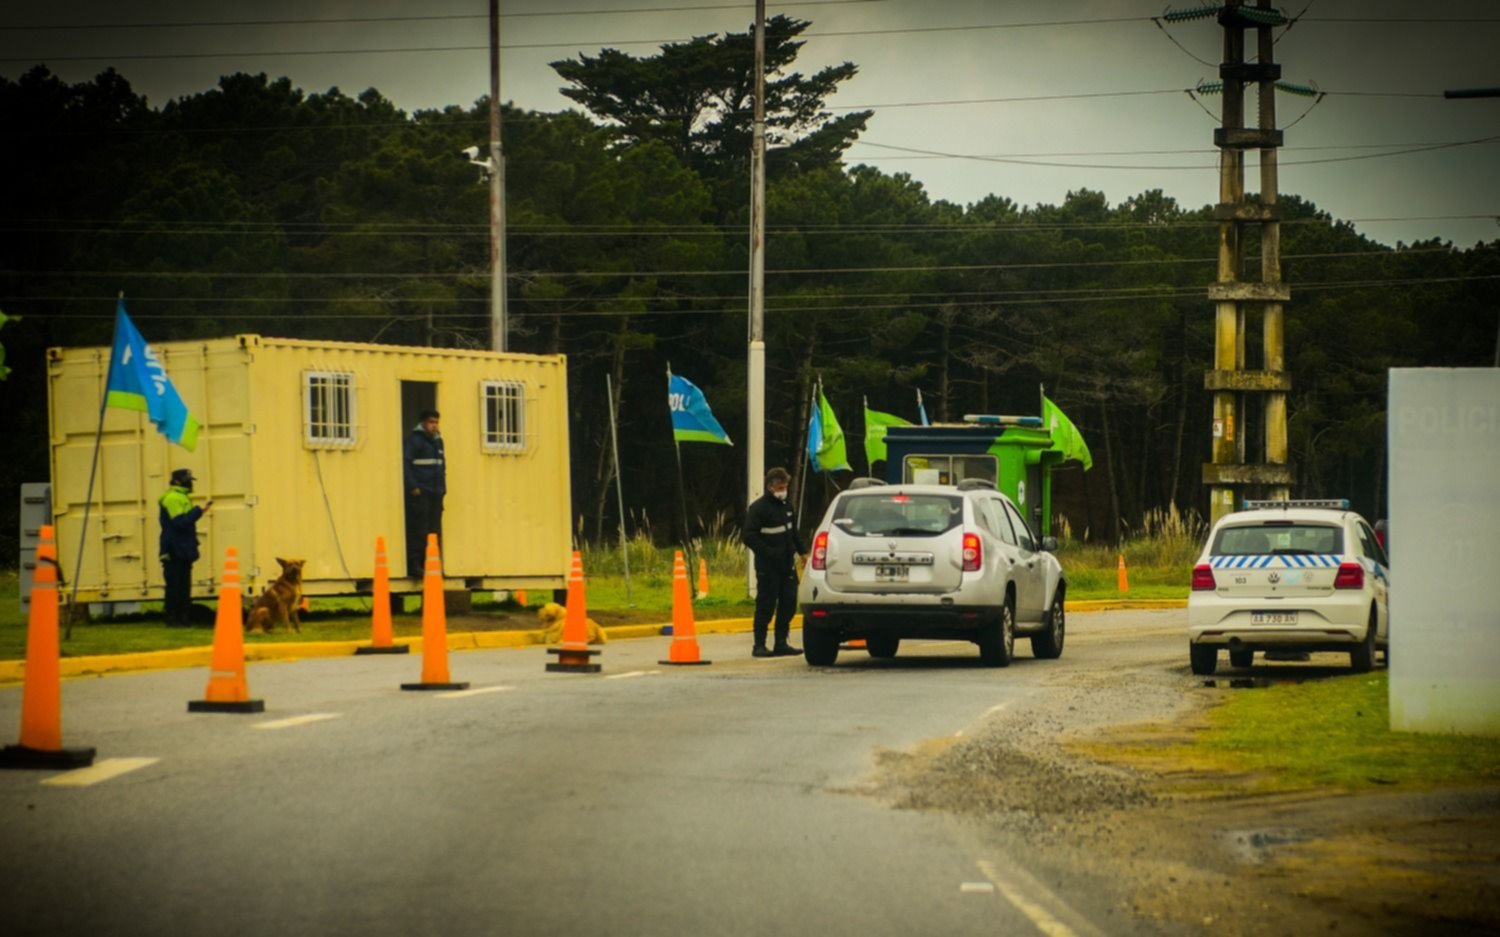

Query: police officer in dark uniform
left=159, top=468, right=211, bottom=627
left=742, top=466, right=808, bottom=657
left=403, top=409, right=446, bottom=577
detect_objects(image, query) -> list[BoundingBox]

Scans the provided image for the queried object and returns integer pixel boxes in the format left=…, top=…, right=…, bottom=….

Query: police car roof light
left=962, top=414, right=1044, bottom=428
left=848, top=477, right=888, bottom=490
left=1242, top=498, right=1351, bottom=511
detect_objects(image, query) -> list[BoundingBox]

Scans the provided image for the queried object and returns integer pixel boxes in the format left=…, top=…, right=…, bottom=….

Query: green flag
left=863, top=401, right=912, bottom=469
left=808, top=385, right=851, bottom=473
left=1043, top=396, right=1093, bottom=470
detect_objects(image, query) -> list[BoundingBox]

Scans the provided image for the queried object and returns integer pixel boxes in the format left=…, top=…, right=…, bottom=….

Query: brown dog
left=246, top=557, right=306, bottom=634
left=537, top=601, right=607, bottom=645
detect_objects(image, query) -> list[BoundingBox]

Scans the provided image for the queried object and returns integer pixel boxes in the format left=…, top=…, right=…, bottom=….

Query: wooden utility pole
left=489, top=0, right=508, bottom=352
left=1203, top=0, right=1293, bottom=524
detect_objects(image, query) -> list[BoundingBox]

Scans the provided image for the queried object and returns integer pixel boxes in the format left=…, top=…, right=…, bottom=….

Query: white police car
left=797, top=479, right=1067, bottom=667
left=1187, top=500, right=1390, bottom=675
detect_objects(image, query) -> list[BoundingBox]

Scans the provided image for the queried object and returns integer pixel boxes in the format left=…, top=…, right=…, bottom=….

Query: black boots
left=772, top=641, right=801, bottom=657
left=752, top=645, right=775, bottom=658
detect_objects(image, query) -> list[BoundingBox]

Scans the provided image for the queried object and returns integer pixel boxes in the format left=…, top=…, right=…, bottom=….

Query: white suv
left=1187, top=500, right=1390, bottom=675
left=797, top=480, right=1067, bottom=667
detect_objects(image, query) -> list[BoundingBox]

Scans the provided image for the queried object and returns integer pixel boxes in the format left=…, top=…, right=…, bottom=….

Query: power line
left=12, top=273, right=1499, bottom=318
left=8, top=247, right=1459, bottom=282
left=0, top=1, right=882, bottom=31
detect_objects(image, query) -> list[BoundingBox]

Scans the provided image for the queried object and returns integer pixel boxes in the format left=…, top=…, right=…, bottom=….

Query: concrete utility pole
left=1203, top=0, right=1293, bottom=524
left=747, top=0, right=767, bottom=524
left=489, top=0, right=508, bottom=352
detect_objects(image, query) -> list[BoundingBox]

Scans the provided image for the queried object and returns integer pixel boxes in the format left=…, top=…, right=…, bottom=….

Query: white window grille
left=481, top=380, right=526, bottom=453
left=303, top=371, right=357, bottom=448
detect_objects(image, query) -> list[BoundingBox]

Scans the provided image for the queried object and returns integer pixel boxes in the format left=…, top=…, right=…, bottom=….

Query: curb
left=0, top=602, right=1183, bottom=684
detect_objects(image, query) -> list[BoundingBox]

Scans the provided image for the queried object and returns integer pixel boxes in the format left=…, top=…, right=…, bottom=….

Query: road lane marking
left=605, top=670, right=662, bottom=680
left=978, top=859, right=1104, bottom=937
left=917, top=641, right=967, bottom=648
left=252, top=713, right=342, bottom=730
left=960, top=882, right=997, bottom=894
left=434, top=686, right=515, bottom=699
left=985, top=702, right=1010, bottom=717
left=41, top=757, right=158, bottom=787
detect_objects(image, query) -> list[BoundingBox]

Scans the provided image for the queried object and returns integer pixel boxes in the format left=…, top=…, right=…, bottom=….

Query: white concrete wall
left=1388, top=368, right=1500, bottom=736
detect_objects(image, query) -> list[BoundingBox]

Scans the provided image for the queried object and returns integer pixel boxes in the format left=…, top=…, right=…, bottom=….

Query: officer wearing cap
left=404, top=410, right=446, bottom=577
left=159, top=468, right=211, bottom=627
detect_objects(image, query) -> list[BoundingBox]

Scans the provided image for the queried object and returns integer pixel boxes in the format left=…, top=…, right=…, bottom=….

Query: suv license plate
left=875, top=564, right=908, bottom=583
left=1251, top=612, right=1298, bottom=625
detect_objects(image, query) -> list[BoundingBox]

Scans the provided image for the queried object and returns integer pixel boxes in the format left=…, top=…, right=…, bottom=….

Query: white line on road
left=434, top=686, right=516, bottom=699
left=978, top=859, right=1105, bottom=937
left=960, top=882, right=997, bottom=894
left=605, top=670, right=662, bottom=680
left=917, top=641, right=967, bottom=648
left=252, top=713, right=343, bottom=730
left=41, top=757, right=159, bottom=787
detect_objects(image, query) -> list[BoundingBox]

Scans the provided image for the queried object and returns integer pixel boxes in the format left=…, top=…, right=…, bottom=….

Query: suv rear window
left=1213, top=523, right=1343, bottom=556
left=833, top=493, right=963, bottom=537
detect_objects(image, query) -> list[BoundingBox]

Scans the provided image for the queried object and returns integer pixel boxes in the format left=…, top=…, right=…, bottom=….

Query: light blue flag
left=668, top=372, right=732, bottom=445
left=105, top=300, right=201, bottom=450
left=917, top=388, right=930, bottom=426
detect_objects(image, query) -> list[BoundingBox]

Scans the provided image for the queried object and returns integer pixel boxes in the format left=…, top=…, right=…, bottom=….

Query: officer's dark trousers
left=162, top=559, right=192, bottom=626
left=752, top=565, right=798, bottom=648
left=405, top=491, right=444, bottom=577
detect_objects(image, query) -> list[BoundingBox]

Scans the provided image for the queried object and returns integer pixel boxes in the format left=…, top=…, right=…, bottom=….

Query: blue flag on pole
left=105, top=299, right=201, bottom=451
left=917, top=388, right=930, bottom=426
left=668, top=372, right=732, bottom=445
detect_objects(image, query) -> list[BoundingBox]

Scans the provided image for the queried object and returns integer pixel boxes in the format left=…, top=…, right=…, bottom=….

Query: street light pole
left=489, top=0, right=508, bottom=352
left=746, top=0, right=767, bottom=593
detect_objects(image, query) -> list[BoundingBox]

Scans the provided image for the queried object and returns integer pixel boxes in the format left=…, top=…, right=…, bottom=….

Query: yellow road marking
left=978, top=859, right=1098, bottom=937
left=252, top=713, right=342, bottom=730
left=41, top=757, right=159, bottom=787
left=434, top=686, right=515, bottom=699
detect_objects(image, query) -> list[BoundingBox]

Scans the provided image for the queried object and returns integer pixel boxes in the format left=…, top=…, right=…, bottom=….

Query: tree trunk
left=1100, top=402, right=1121, bottom=544
left=1169, top=362, right=1188, bottom=513
left=939, top=308, right=952, bottom=422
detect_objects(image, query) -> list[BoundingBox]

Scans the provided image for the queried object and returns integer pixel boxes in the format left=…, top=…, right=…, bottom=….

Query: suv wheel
left=1350, top=608, right=1377, bottom=673
left=804, top=628, right=840, bottom=667
left=866, top=634, right=900, bottom=659
left=1189, top=643, right=1218, bottom=676
left=978, top=597, right=1015, bottom=667
left=1031, top=589, right=1066, bottom=659
left=1229, top=648, right=1254, bottom=669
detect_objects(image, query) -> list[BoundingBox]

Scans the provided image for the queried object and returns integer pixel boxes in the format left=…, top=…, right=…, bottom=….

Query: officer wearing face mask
left=742, top=466, right=808, bottom=657
left=159, top=468, right=212, bottom=628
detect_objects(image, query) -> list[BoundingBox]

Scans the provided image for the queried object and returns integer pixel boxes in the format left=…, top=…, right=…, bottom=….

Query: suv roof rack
left=1242, top=498, right=1350, bottom=511
left=956, top=478, right=997, bottom=491
left=848, top=477, right=888, bottom=490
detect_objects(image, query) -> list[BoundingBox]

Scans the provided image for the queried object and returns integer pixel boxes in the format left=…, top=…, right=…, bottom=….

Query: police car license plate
left=875, top=564, right=908, bottom=583
left=1251, top=612, right=1298, bottom=625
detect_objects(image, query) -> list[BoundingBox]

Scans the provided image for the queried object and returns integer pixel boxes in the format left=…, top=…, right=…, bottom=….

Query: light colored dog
left=538, top=601, right=607, bottom=645
left=246, top=558, right=306, bottom=634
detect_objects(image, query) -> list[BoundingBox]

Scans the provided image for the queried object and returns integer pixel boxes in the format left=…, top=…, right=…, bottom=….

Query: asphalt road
left=0, top=610, right=1185, bottom=937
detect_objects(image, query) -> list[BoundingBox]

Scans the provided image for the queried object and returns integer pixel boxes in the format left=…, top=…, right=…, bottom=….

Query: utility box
left=884, top=418, right=1062, bottom=536
left=46, top=335, right=572, bottom=605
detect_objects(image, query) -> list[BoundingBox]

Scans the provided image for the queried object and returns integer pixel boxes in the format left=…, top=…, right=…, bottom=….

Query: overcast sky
left=3, top=0, right=1497, bottom=247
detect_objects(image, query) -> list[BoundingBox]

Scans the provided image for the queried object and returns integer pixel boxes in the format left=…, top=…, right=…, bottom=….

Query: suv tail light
left=962, top=532, right=981, bottom=572
left=811, top=531, right=828, bottom=571
left=1191, top=564, right=1217, bottom=591
left=1333, top=562, right=1364, bottom=589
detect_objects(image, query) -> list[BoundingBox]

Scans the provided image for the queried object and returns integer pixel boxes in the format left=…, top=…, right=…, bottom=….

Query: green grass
left=1162, top=672, right=1500, bottom=791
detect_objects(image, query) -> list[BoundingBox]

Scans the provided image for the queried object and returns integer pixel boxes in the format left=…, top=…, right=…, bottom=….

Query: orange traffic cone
left=1, top=525, right=96, bottom=770
left=1117, top=553, right=1130, bottom=593
left=696, top=558, right=710, bottom=599
left=514, top=589, right=528, bottom=607
left=546, top=551, right=602, bottom=673
left=189, top=547, right=265, bottom=713
left=662, top=551, right=711, bottom=666
left=357, top=535, right=408, bottom=656
left=402, top=534, right=468, bottom=690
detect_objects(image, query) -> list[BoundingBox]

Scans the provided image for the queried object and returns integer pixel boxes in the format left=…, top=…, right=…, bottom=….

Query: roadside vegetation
left=0, top=522, right=1195, bottom=659
left=1086, top=671, right=1500, bottom=792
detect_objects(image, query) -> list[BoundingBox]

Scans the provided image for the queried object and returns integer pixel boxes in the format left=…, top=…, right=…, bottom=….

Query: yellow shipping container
left=47, top=334, right=571, bottom=603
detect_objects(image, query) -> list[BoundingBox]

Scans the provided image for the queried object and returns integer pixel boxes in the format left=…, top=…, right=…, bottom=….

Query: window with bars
left=481, top=380, right=526, bottom=453
left=303, top=371, right=356, bottom=447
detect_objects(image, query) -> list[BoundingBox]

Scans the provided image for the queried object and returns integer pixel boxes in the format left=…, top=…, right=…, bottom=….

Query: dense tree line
left=2, top=17, right=1496, bottom=565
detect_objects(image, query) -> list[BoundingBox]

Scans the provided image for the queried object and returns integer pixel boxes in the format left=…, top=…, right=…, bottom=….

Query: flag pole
left=605, top=372, right=633, bottom=606
left=67, top=294, right=124, bottom=639
left=795, top=377, right=817, bottom=529
left=667, top=364, right=698, bottom=591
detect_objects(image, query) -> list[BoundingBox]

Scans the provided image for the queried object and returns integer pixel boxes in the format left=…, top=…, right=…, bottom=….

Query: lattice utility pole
left=1193, top=0, right=1294, bottom=524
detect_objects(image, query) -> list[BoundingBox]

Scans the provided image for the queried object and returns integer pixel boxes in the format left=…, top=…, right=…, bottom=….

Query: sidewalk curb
left=0, top=602, right=1183, bottom=684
